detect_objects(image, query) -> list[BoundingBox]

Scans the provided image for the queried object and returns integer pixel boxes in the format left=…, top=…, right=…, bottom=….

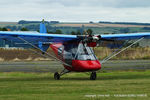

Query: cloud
left=113, top=0, right=150, bottom=8
left=0, top=0, right=150, bottom=22
left=1, top=0, right=150, bottom=8
left=37, top=0, right=150, bottom=8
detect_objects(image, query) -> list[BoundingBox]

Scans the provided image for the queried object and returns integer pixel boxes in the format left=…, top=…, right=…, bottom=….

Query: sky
left=1, top=0, right=150, bottom=22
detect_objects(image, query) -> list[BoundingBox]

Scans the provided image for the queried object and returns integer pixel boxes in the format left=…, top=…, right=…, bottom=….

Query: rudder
left=40, top=19, right=47, bottom=33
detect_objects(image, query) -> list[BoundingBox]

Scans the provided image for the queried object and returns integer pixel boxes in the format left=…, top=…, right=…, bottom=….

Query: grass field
left=0, top=71, right=149, bottom=100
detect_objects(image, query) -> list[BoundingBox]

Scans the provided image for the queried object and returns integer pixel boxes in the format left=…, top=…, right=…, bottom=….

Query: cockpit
left=62, top=42, right=97, bottom=63
left=51, top=42, right=100, bottom=71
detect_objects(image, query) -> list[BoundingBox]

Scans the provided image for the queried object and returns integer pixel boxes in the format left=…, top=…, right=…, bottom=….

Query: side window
left=63, top=43, right=78, bottom=60
left=58, top=46, right=63, bottom=60
left=63, top=44, right=73, bottom=60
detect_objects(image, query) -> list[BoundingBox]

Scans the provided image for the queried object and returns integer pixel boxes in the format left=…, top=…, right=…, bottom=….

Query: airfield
left=0, top=60, right=149, bottom=100
left=0, top=21, right=150, bottom=99
left=0, top=60, right=150, bottom=72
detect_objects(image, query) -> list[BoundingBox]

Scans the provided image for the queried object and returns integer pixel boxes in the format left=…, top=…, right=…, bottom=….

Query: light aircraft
left=0, top=21, right=150, bottom=80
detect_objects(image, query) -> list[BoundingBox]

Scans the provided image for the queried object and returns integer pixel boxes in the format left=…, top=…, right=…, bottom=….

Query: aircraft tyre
left=90, top=72, right=97, bottom=80
left=54, top=72, right=60, bottom=80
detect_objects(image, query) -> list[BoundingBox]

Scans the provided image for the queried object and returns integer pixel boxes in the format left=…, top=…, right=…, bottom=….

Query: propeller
left=78, top=25, right=115, bottom=47
left=80, top=34, right=114, bottom=44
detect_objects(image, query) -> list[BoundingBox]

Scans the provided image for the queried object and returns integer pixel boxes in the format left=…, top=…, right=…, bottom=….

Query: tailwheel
left=90, top=72, right=97, bottom=80
left=54, top=72, right=60, bottom=80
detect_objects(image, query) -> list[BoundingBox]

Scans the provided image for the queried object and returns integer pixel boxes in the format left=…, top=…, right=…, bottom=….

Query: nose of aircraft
left=72, top=60, right=101, bottom=72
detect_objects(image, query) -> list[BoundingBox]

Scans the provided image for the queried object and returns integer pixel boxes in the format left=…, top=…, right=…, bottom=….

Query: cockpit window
left=76, top=43, right=97, bottom=60
left=63, top=42, right=97, bottom=61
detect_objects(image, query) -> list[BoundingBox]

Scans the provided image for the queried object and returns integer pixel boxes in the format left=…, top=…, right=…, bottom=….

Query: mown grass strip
left=0, top=71, right=149, bottom=100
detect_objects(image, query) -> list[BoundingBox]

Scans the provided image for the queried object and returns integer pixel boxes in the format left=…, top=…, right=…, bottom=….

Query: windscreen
left=76, top=43, right=97, bottom=60
left=63, top=42, right=97, bottom=61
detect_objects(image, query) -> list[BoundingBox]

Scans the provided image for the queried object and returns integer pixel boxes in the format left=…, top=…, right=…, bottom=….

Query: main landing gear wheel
left=54, top=69, right=70, bottom=80
left=90, top=72, right=97, bottom=80
left=54, top=72, right=60, bottom=80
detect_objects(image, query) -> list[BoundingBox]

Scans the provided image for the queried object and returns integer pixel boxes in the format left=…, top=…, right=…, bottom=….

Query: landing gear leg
left=54, top=69, right=70, bottom=80
left=90, top=72, right=97, bottom=80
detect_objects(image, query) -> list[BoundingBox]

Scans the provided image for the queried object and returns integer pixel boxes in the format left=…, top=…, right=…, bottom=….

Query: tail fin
left=40, top=19, right=47, bottom=33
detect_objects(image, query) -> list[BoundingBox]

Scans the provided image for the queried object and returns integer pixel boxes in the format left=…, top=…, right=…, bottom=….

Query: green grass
left=0, top=71, right=149, bottom=100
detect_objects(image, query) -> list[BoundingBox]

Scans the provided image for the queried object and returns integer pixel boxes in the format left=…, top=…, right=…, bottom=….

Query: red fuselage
left=64, top=60, right=101, bottom=72
left=50, top=43, right=101, bottom=72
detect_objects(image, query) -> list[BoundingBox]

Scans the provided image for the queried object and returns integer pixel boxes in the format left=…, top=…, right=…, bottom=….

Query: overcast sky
left=1, top=0, right=150, bottom=22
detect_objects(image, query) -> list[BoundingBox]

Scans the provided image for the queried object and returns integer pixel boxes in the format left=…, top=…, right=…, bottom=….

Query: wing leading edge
left=101, top=33, right=150, bottom=40
left=0, top=31, right=78, bottom=44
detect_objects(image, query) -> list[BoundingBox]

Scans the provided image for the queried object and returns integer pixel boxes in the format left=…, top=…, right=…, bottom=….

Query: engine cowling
left=87, top=42, right=97, bottom=47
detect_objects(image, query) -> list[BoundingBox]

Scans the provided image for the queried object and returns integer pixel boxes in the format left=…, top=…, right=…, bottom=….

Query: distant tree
left=71, top=31, right=76, bottom=35
left=2, top=27, right=8, bottom=31
left=0, top=27, right=2, bottom=31
left=87, top=29, right=93, bottom=35
left=20, top=27, right=28, bottom=31
left=89, top=21, right=94, bottom=23
left=55, top=29, right=62, bottom=34
left=47, top=31, right=54, bottom=34
left=112, top=32, right=116, bottom=34
left=103, top=33, right=110, bottom=34
left=76, top=30, right=81, bottom=35
left=47, top=30, right=53, bottom=34
left=37, top=30, right=39, bottom=32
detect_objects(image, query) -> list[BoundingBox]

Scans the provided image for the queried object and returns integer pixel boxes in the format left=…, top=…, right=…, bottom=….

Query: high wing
left=1, top=32, right=150, bottom=45
left=0, top=31, right=78, bottom=44
left=96, top=33, right=150, bottom=48
left=101, top=33, right=150, bottom=40
left=0, top=21, right=79, bottom=47
left=0, top=20, right=150, bottom=48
